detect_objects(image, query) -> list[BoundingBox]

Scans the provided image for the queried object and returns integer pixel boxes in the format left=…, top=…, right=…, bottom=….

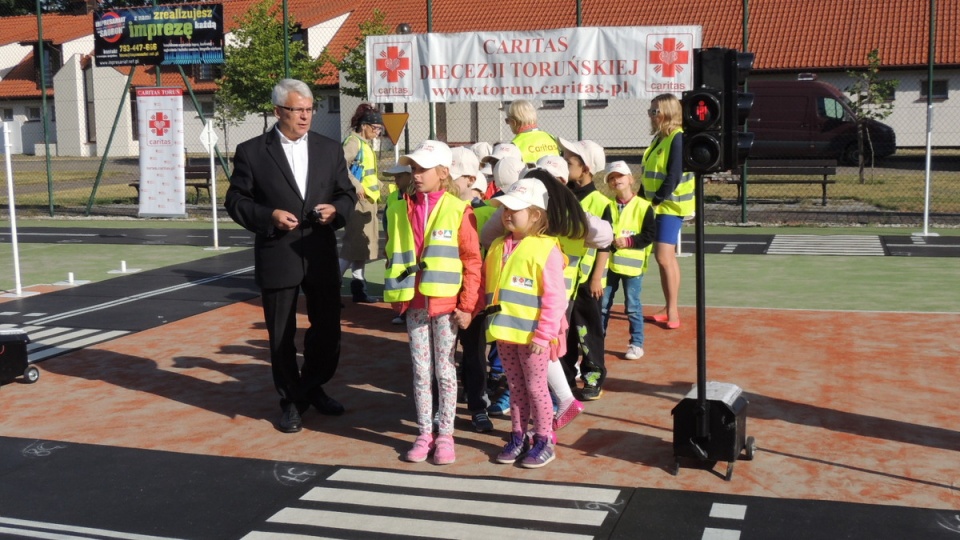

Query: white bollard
left=68, top=272, right=74, bottom=285
left=121, top=260, right=127, bottom=273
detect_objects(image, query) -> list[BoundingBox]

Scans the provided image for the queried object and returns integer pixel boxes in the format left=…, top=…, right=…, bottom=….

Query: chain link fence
left=2, top=8, right=958, bottom=226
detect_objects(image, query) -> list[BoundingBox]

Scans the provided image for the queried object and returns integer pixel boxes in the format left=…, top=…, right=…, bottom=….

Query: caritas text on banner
left=366, top=26, right=702, bottom=103
left=136, top=87, right=186, bottom=218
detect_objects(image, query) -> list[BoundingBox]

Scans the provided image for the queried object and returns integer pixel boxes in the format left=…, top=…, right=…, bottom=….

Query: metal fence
left=2, top=8, right=959, bottom=226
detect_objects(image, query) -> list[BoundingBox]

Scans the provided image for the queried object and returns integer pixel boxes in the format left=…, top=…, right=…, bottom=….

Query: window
left=193, top=64, right=222, bottom=82
left=327, top=95, right=340, bottom=113
left=84, top=68, right=96, bottom=142
left=27, top=107, right=41, bottom=120
left=920, top=80, right=948, bottom=100
left=540, top=100, right=564, bottom=110
left=197, top=101, right=215, bottom=119
left=1, top=109, right=12, bottom=121
left=130, top=98, right=138, bottom=141
left=820, top=97, right=847, bottom=121
left=33, top=41, right=62, bottom=88
left=584, top=99, right=608, bottom=109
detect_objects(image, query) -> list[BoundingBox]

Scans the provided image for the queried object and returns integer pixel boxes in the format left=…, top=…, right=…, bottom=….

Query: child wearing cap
left=385, top=140, right=483, bottom=466
left=557, top=138, right=615, bottom=402
left=485, top=170, right=589, bottom=468
left=381, top=163, right=413, bottom=325
left=601, top=161, right=657, bottom=360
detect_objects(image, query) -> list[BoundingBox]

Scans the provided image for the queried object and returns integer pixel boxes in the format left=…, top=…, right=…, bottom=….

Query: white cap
left=558, top=138, right=605, bottom=175
left=449, top=146, right=481, bottom=180
left=382, top=164, right=411, bottom=177
left=603, top=160, right=633, bottom=179
left=493, top=177, right=549, bottom=211
left=492, top=156, right=529, bottom=192
left=400, top=139, right=453, bottom=169
left=470, top=141, right=493, bottom=161
left=480, top=142, right=522, bottom=164
left=471, top=173, right=488, bottom=195
left=480, top=162, right=494, bottom=176
left=531, top=154, right=569, bottom=182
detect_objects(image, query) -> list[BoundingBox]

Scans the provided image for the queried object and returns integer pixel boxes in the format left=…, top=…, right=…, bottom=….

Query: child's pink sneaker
left=433, top=434, right=456, bottom=465
left=553, top=399, right=584, bottom=431
left=405, top=433, right=435, bottom=463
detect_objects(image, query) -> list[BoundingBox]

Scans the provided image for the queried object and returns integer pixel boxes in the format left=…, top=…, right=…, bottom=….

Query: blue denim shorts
left=654, top=214, right=684, bottom=245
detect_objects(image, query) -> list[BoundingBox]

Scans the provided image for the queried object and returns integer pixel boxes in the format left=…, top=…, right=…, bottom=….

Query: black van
left=747, top=80, right=896, bottom=164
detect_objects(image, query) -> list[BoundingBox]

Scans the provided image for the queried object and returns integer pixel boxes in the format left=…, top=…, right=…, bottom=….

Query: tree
left=321, top=9, right=390, bottom=99
left=845, top=49, right=898, bottom=183
left=216, top=0, right=324, bottom=132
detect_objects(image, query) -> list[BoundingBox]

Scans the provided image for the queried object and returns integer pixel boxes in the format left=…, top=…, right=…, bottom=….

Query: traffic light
left=682, top=89, right=723, bottom=173
left=722, top=50, right=755, bottom=170
left=682, top=48, right=727, bottom=174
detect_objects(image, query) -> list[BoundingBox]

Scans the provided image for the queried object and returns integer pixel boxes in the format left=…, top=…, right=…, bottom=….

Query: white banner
left=136, top=87, right=185, bottom=217
left=367, top=26, right=701, bottom=103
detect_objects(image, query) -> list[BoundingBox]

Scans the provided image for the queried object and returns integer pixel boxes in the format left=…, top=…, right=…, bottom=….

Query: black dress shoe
left=311, top=390, right=345, bottom=416
left=277, top=405, right=303, bottom=433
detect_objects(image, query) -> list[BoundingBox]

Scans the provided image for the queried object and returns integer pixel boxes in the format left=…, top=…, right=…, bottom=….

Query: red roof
left=2, top=0, right=958, bottom=97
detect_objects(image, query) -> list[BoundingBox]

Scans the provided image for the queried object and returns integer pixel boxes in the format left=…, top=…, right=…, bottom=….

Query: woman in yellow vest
left=641, top=94, right=695, bottom=329
left=384, top=140, right=483, bottom=466
left=486, top=170, right=587, bottom=469
left=340, top=103, right=384, bottom=303
left=506, top=100, right=561, bottom=165
left=600, top=161, right=656, bottom=361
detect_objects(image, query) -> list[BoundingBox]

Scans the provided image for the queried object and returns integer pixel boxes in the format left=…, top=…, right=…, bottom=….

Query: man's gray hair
left=272, top=79, right=314, bottom=106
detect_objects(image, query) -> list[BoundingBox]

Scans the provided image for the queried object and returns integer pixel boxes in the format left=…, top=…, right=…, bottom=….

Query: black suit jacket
left=225, top=127, right=357, bottom=289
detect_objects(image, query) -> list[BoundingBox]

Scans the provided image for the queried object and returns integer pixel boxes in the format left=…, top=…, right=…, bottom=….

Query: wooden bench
left=711, top=159, right=838, bottom=206
left=129, top=164, right=219, bottom=203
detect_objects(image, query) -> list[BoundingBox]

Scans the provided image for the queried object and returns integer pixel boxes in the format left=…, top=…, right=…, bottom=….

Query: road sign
left=199, top=122, right=218, bottom=153
left=381, top=113, right=409, bottom=146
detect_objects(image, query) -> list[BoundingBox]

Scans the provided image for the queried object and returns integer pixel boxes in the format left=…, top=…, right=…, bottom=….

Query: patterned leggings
left=406, top=309, right=458, bottom=436
left=498, top=341, right=553, bottom=438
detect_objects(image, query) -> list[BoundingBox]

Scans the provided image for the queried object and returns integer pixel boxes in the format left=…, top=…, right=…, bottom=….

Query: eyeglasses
left=647, top=108, right=660, bottom=117
left=365, top=124, right=384, bottom=133
left=277, top=105, right=316, bottom=114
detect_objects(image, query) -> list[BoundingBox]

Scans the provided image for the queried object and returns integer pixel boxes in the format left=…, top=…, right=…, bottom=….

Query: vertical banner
left=136, top=87, right=185, bottom=217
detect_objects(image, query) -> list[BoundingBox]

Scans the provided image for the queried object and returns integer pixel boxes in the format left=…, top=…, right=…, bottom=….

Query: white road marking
left=767, top=235, right=884, bottom=256
left=710, top=502, right=748, bottom=520
left=702, top=527, right=741, bottom=540
left=0, top=516, right=185, bottom=540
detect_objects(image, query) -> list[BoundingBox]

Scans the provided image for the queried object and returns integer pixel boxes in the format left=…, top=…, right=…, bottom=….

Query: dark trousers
left=458, top=312, right=488, bottom=412
left=261, top=272, right=341, bottom=411
left=561, top=282, right=607, bottom=386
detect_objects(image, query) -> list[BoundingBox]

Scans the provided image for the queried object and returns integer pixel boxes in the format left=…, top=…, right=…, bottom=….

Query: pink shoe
left=433, top=434, right=456, bottom=465
left=553, top=399, right=584, bottom=431
left=405, top=433, right=435, bottom=463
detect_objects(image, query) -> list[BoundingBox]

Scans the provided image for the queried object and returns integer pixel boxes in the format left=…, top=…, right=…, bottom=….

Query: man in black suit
left=226, top=79, right=357, bottom=433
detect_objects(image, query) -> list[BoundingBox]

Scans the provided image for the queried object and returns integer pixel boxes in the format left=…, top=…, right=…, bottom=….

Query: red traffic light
left=683, top=91, right=722, bottom=131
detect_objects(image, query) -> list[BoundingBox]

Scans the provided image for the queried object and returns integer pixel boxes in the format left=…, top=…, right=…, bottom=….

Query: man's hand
left=313, top=204, right=337, bottom=225
left=272, top=209, right=299, bottom=231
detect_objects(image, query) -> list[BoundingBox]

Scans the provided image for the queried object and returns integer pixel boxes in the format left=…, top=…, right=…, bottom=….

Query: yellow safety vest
left=577, top=190, right=614, bottom=287
left=484, top=235, right=564, bottom=344
left=344, top=134, right=380, bottom=203
left=641, top=129, right=695, bottom=217
left=512, top=130, right=560, bottom=164
left=609, top=196, right=653, bottom=277
left=473, top=202, right=497, bottom=235
left=383, top=192, right=466, bottom=302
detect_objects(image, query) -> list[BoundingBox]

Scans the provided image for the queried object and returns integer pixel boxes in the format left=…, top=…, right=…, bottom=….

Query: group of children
left=375, top=96, right=688, bottom=468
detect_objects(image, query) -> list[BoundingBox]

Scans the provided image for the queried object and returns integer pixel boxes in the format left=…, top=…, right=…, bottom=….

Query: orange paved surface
left=1, top=300, right=958, bottom=511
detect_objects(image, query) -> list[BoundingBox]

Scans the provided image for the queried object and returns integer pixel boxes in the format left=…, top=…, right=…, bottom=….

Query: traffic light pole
left=693, top=171, right=709, bottom=441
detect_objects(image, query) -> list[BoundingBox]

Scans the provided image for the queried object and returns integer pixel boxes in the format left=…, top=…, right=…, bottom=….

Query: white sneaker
left=625, top=345, right=644, bottom=360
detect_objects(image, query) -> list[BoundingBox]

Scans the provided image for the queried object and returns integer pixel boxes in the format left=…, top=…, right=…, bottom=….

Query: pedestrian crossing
left=0, top=324, right=130, bottom=363
left=242, top=468, right=626, bottom=539
left=766, top=234, right=886, bottom=256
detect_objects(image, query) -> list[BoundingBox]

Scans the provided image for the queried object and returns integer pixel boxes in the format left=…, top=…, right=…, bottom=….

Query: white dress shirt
left=277, top=128, right=309, bottom=198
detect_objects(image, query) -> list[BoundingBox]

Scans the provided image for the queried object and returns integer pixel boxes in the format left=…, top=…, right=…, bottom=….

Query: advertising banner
left=94, top=4, right=224, bottom=67
left=136, top=88, right=186, bottom=218
left=366, top=26, right=701, bottom=103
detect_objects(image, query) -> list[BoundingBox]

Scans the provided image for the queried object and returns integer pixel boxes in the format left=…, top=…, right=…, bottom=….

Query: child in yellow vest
left=384, top=140, right=483, bottom=465
left=485, top=170, right=589, bottom=468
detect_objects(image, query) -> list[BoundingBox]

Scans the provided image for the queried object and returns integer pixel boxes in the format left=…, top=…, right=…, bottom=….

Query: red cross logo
left=649, top=38, right=689, bottom=78
left=149, top=112, right=171, bottom=137
left=376, top=46, right=411, bottom=83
